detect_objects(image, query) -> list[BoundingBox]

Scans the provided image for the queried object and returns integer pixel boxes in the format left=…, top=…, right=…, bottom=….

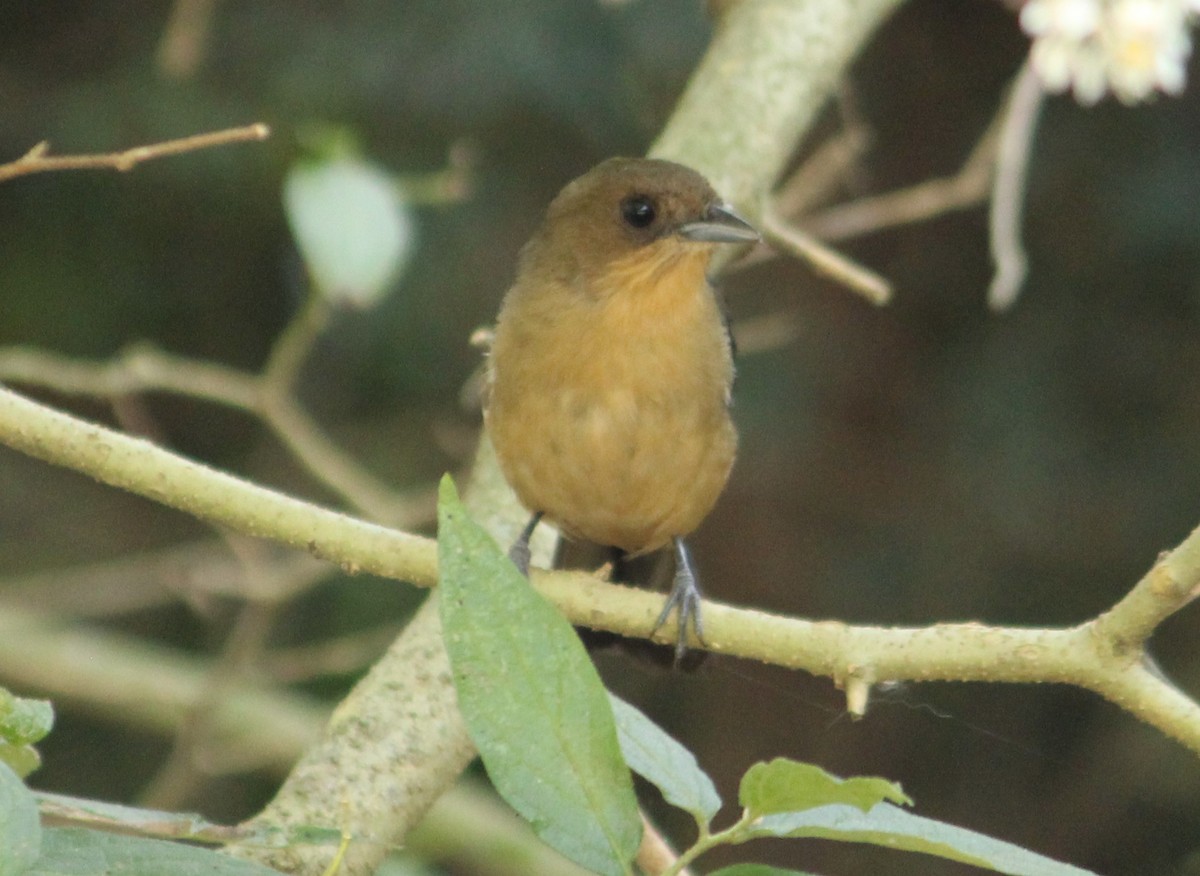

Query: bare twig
left=0, top=124, right=270, bottom=185
left=0, top=539, right=331, bottom=620
left=988, top=60, right=1046, bottom=312
left=735, top=76, right=1006, bottom=303
left=637, top=813, right=696, bottom=876
left=771, top=117, right=873, bottom=219
left=762, top=209, right=892, bottom=305
left=140, top=599, right=281, bottom=809
left=801, top=112, right=1001, bottom=243
left=261, top=294, right=331, bottom=396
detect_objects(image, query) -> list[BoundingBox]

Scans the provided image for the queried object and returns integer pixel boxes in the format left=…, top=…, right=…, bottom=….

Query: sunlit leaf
left=437, top=475, right=641, bottom=876
left=739, top=758, right=909, bottom=817
left=608, top=694, right=721, bottom=826
left=284, top=154, right=414, bottom=309
left=748, top=803, right=1097, bottom=876
left=0, top=761, right=41, bottom=876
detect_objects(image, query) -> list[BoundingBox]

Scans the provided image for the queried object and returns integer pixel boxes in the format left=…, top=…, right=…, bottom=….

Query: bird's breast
left=486, top=250, right=736, bottom=554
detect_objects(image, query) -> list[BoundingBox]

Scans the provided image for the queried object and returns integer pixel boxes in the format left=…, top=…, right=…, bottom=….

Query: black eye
left=620, top=195, right=657, bottom=229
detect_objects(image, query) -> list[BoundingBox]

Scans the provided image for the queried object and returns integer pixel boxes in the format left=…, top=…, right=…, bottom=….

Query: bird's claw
left=508, top=511, right=543, bottom=577
left=652, top=537, right=706, bottom=663
left=508, top=540, right=531, bottom=577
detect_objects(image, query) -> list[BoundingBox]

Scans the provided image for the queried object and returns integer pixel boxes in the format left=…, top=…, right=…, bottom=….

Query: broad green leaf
left=747, top=803, right=1097, bottom=876
left=25, top=828, right=286, bottom=875
left=709, top=866, right=818, bottom=876
left=0, top=761, right=41, bottom=876
left=739, top=759, right=909, bottom=817
left=437, top=476, right=641, bottom=876
left=0, top=690, right=53, bottom=745
left=607, top=694, right=721, bottom=825
left=284, top=154, right=414, bottom=309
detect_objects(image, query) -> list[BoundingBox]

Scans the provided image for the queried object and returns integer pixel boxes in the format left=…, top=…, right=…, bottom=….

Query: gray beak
left=678, top=201, right=760, bottom=244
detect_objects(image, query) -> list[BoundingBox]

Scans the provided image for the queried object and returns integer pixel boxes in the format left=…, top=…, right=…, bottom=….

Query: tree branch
left=988, top=59, right=1045, bottom=312
left=2, top=380, right=1198, bottom=756
left=0, top=124, right=269, bottom=184
left=0, top=385, right=436, bottom=585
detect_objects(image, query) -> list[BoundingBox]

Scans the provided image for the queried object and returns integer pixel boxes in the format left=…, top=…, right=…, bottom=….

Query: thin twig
left=988, top=60, right=1046, bottom=312
left=637, top=813, right=696, bottom=876
left=0, top=540, right=329, bottom=618
left=800, top=105, right=1002, bottom=244
left=762, top=209, right=892, bottom=305
left=261, top=294, right=331, bottom=396
left=140, top=598, right=281, bottom=809
left=771, top=118, right=872, bottom=219
left=0, top=124, right=270, bottom=185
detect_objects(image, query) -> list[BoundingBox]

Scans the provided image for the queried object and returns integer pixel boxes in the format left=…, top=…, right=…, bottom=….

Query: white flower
left=1020, top=0, right=1102, bottom=39
left=1102, top=0, right=1192, bottom=100
left=1019, top=0, right=1199, bottom=103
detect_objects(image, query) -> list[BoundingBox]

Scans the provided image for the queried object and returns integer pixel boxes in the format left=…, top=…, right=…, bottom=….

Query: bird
left=483, top=157, right=758, bottom=660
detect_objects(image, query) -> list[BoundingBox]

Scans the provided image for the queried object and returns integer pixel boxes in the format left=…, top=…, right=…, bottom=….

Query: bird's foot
left=508, top=541, right=531, bottom=577
left=508, top=511, right=543, bottom=577
left=652, top=537, right=705, bottom=663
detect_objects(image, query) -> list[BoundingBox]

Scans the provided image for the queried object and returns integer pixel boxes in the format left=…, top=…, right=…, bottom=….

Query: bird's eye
left=620, top=195, right=657, bottom=229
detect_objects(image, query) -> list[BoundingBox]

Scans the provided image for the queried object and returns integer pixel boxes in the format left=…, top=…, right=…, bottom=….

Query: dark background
left=2, top=1, right=1200, bottom=874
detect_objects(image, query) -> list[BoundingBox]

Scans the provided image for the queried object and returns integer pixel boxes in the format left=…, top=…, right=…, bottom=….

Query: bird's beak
left=678, top=202, right=760, bottom=244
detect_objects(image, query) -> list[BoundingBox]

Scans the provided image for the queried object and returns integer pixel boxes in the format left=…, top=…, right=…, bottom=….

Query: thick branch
left=1, top=382, right=1198, bottom=755
left=0, top=385, right=436, bottom=584
left=651, top=0, right=904, bottom=214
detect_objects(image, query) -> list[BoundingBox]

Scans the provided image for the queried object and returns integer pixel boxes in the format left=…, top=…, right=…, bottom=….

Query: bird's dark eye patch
left=620, top=195, right=657, bottom=229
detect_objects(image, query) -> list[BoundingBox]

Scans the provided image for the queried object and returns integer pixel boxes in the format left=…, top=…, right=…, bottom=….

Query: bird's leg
left=508, top=511, right=543, bottom=576
left=653, top=537, right=705, bottom=662
left=608, top=546, right=629, bottom=582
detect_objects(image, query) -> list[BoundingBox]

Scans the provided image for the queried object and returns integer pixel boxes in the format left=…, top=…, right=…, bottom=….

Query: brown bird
left=484, top=157, right=758, bottom=659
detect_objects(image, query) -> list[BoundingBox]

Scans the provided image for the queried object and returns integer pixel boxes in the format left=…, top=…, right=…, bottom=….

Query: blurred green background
left=3, top=1, right=1200, bottom=874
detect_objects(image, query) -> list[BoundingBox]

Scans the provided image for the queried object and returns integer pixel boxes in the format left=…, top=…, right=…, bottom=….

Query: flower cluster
left=1019, top=0, right=1200, bottom=103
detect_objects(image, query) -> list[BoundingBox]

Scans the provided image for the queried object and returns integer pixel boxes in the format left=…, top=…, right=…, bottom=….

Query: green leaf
left=437, top=475, right=641, bottom=876
left=25, top=828, right=287, bottom=875
left=607, top=694, right=721, bottom=826
left=709, top=866, right=819, bottom=876
left=739, top=759, right=909, bottom=817
left=0, top=690, right=53, bottom=745
left=0, top=742, right=41, bottom=779
left=283, top=154, right=414, bottom=309
left=747, top=803, right=1097, bottom=876
left=0, top=760, right=41, bottom=876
